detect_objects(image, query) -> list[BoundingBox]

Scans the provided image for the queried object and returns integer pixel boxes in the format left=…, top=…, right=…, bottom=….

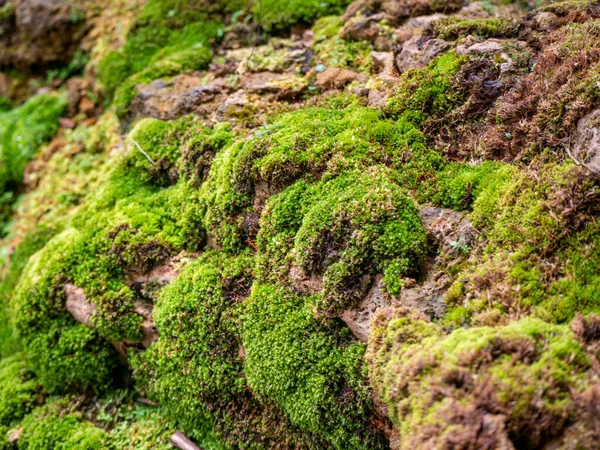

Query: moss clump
left=0, top=94, right=66, bottom=185
left=243, top=282, right=386, bottom=450
left=18, top=400, right=112, bottom=450
left=0, top=98, right=12, bottom=112
left=0, top=355, right=43, bottom=436
left=135, top=251, right=325, bottom=448
left=428, top=17, right=519, bottom=40
left=97, top=0, right=239, bottom=114
left=257, top=168, right=427, bottom=309
left=258, top=0, right=352, bottom=30
left=449, top=164, right=600, bottom=325
left=418, top=160, right=514, bottom=211
left=201, top=103, right=430, bottom=251
left=368, top=312, right=591, bottom=449
left=313, top=17, right=374, bottom=73
left=11, top=117, right=221, bottom=392
left=386, top=51, right=467, bottom=127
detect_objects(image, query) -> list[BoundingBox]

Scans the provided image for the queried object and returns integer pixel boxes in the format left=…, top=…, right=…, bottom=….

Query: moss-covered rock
left=243, top=282, right=386, bottom=449
left=368, top=311, right=592, bottom=449
left=257, top=168, right=427, bottom=307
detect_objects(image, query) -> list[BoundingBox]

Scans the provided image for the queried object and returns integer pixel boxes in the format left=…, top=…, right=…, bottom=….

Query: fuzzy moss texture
left=1, top=0, right=600, bottom=449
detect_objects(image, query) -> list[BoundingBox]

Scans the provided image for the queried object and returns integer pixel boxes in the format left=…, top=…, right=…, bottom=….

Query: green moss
left=257, top=168, right=427, bottom=310
left=18, top=400, right=112, bottom=450
left=0, top=94, right=66, bottom=234
left=428, top=17, right=519, bottom=40
left=0, top=98, right=12, bottom=112
left=313, top=17, right=373, bottom=73
left=134, top=251, right=246, bottom=448
left=10, top=117, right=223, bottom=392
left=442, top=163, right=600, bottom=325
left=386, top=52, right=467, bottom=127
left=243, top=282, right=385, bottom=449
left=418, top=161, right=514, bottom=211
left=368, top=315, right=590, bottom=449
left=0, top=354, right=42, bottom=433
left=97, top=0, right=235, bottom=112
left=0, top=94, right=66, bottom=185
left=258, top=0, right=352, bottom=30
left=201, top=103, right=433, bottom=251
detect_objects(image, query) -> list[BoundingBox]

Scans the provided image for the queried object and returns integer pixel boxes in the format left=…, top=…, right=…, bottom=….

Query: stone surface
left=367, top=88, right=390, bottom=108
left=395, top=37, right=451, bottom=73
left=289, top=264, right=323, bottom=295
left=371, top=51, right=397, bottom=78
left=0, top=0, right=90, bottom=69
left=65, top=283, right=96, bottom=327
left=131, top=74, right=233, bottom=121
left=466, top=40, right=505, bottom=55
left=569, top=108, right=600, bottom=177
left=339, top=275, right=392, bottom=342
left=315, top=67, right=359, bottom=90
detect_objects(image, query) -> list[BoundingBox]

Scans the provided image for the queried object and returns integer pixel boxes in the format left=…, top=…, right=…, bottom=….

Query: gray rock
left=367, top=89, right=389, bottom=108
left=568, top=108, right=600, bottom=177
left=371, top=51, right=395, bottom=75
left=339, top=275, right=392, bottom=342
left=466, top=40, right=505, bottom=55
left=396, top=37, right=451, bottom=73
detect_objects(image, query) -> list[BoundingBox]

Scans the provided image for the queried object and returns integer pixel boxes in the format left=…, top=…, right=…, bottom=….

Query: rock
left=383, top=0, right=462, bottom=24
left=464, top=40, right=505, bottom=55
left=339, top=275, right=392, bottom=342
left=66, top=77, right=84, bottom=116
left=371, top=51, right=397, bottom=78
left=367, top=88, right=390, bottom=108
left=134, top=301, right=158, bottom=348
left=65, top=283, right=96, bottom=327
left=534, top=11, right=558, bottom=32
left=407, top=13, right=447, bottom=28
left=568, top=108, right=600, bottom=177
left=315, top=67, right=359, bottom=90
left=341, top=13, right=388, bottom=43
left=131, top=74, right=232, bottom=121
left=342, top=0, right=381, bottom=21
left=395, top=37, right=451, bottom=73
left=0, top=0, right=90, bottom=70
left=171, top=432, right=201, bottom=450
left=214, top=90, right=250, bottom=122
left=79, top=97, right=95, bottom=116
left=240, top=71, right=308, bottom=98
left=419, top=206, right=478, bottom=257
left=289, top=265, right=323, bottom=295
left=59, top=118, right=76, bottom=129
left=398, top=274, right=449, bottom=319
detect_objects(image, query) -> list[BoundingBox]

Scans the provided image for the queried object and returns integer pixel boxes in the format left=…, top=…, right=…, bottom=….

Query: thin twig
left=130, top=137, right=156, bottom=165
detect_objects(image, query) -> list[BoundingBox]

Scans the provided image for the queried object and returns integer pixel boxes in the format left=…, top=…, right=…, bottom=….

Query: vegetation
left=2, top=0, right=600, bottom=448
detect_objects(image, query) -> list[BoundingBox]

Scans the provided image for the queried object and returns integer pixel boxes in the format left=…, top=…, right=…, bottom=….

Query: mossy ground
left=2, top=0, right=600, bottom=448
